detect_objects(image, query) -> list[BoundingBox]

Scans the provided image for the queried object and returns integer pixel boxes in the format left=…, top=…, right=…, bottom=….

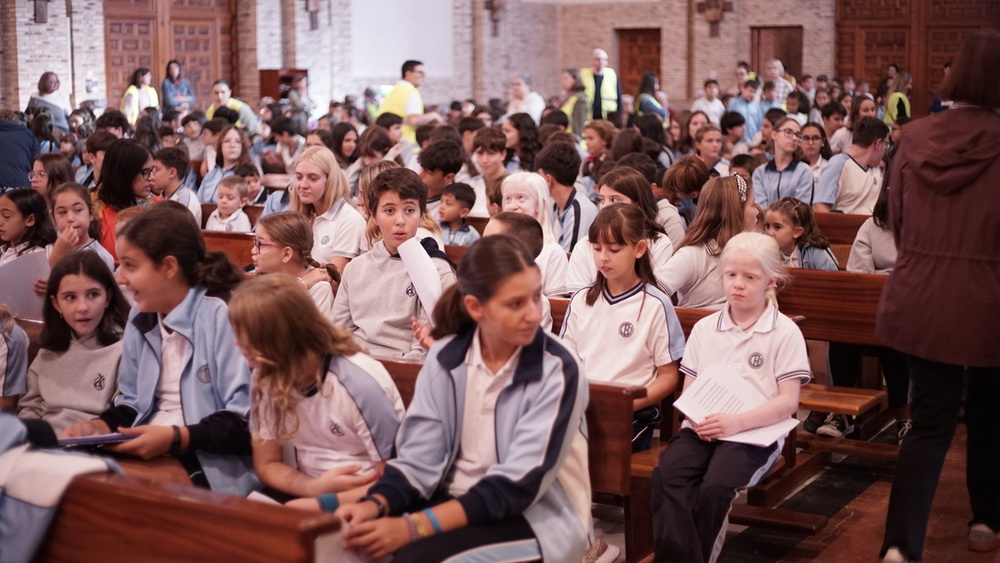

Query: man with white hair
left=759, top=59, right=794, bottom=106
left=579, top=48, right=622, bottom=121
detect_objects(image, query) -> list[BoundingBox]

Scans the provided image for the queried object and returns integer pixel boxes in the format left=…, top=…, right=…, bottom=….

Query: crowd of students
left=1, top=32, right=997, bottom=563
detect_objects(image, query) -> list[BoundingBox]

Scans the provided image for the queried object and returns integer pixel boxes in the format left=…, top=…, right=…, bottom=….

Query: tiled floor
left=594, top=423, right=992, bottom=562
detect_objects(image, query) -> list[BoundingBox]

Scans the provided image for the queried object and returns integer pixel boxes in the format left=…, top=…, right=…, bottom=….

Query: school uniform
left=45, top=239, right=115, bottom=272
left=1, top=323, right=29, bottom=400
left=553, top=189, right=598, bottom=253
left=0, top=242, right=44, bottom=267
left=205, top=207, right=252, bottom=233
left=652, top=301, right=810, bottom=562
left=440, top=220, right=480, bottom=247
left=847, top=217, right=896, bottom=274
left=657, top=199, right=687, bottom=248
left=331, top=239, right=456, bottom=360
left=560, top=282, right=685, bottom=388
left=465, top=175, right=491, bottom=218
left=18, top=334, right=122, bottom=434
left=97, top=285, right=258, bottom=496
left=311, top=198, right=366, bottom=264
left=782, top=243, right=838, bottom=271
left=197, top=166, right=234, bottom=204
left=368, top=327, right=591, bottom=563
left=255, top=353, right=405, bottom=478
left=814, top=153, right=882, bottom=215
left=168, top=185, right=203, bottom=226
left=261, top=189, right=291, bottom=219
left=658, top=241, right=726, bottom=310
left=425, top=195, right=441, bottom=225
left=537, top=241, right=570, bottom=296
left=751, top=159, right=814, bottom=208
left=566, top=234, right=675, bottom=294
left=308, top=280, right=335, bottom=320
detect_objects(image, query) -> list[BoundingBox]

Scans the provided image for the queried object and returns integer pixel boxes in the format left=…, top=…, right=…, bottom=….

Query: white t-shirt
left=566, top=234, right=674, bottom=294
left=309, top=280, right=335, bottom=320
left=147, top=317, right=187, bottom=427
left=658, top=242, right=726, bottom=310
left=312, top=198, right=366, bottom=263
left=0, top=243, right=43, bottom=267
left=538, top=241, right=569, bottom=296
left=205, top=208, right=252, bottom=232
left=690, top=97, right=726, bottom=126
left=256, top=353, right=405, bottom=477
left=561, top=282, right=685, bottom=388
left=656, top=200, right=687, bottom=248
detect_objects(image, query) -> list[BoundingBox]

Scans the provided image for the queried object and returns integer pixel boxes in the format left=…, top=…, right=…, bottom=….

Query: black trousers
left=881, top=355, right=1000, bottom=560
left=651, top=428, right=778, bottom=563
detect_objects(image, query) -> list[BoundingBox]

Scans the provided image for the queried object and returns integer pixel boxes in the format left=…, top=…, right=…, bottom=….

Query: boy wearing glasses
left=813, top=117, right=890, bottom=214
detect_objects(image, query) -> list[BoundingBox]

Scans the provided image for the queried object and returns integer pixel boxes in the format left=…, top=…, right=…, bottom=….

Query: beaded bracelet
left=401, top=512, right=419, bottom=542
left=412, top=511, right=431, bottom=538
left=422, top=508, right=442, bottom=534
left=358, top=495, right=387, bottom=518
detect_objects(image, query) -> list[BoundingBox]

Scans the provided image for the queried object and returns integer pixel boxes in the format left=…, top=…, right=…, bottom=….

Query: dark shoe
left=803, top=410, right=830, bottom=434
left=817, top=414, right=855, bottom=438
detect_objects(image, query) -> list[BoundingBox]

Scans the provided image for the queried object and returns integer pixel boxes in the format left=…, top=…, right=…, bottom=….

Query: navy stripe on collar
left=438, top=327, right=546, bottom=385
left=602, top=281, right=644, bottom=305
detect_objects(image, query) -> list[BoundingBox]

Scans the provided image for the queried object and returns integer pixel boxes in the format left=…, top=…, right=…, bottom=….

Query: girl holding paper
left=651, top=232, right=810, bottom=563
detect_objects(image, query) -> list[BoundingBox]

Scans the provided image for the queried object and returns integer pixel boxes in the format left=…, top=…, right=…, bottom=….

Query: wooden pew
left=15, top=316, right=44, bottom=365
left=443, top=245, right=468, bottom=266
left=831, top=243, right=852, bottom=270
left=467, top=216, right=488, bottom=236
left=38, top=473, right=341, bottom=562
left=203, top=230, right=255, bottom=269
left=814, top=212, right=869, bottom=245
left=200, top=203, right=264, bottom=229
left=778, top=269, right=886, bottom=347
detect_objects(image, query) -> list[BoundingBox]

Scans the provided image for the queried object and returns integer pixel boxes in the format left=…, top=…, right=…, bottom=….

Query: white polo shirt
left=205, top=207, right=252, bottom=233
left=657, top=241, right=726, bottom=310
left=565, top=234, right=675, bottom=294
left=255, top=352, right=405, bottom=478
left=814, top=153, right=882, bottom=215
left=560, top=282, right=685, bottom=388
left=679, top=301, right=811, bottom=434
left=312, top=198, right=366, bottom=263
left=537, top=241, right=569, bottom=296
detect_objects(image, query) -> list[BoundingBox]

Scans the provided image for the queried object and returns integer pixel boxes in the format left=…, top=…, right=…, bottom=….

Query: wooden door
left=104, top=0, right=235, bottom=112
left=751, top=27, right=804, bottom=81
left=617, top=29, right=662, bottom=100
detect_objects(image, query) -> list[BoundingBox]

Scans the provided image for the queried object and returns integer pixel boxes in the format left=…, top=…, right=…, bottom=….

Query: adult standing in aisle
left=580, top=49, right=621, bottom=122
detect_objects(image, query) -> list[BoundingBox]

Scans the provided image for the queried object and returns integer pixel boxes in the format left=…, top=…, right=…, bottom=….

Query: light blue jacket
left=2, top=322, right=28, bottom=398
left=369, top=328, right=590, bottom=562
left=197, top=166, right=234, bottom=203
left=116, top=285, right=257, bottom=496
left=751, top=158, right=814, bottom=208
left=798, top=243, right=839, bottom=271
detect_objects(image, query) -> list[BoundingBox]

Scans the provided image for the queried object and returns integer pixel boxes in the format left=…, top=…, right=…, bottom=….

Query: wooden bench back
left=814, top=212, right=869, bottom=245
left=467, top=216, right=488, bottom=236
left=830, top=244, right=852, bottom=271
left=38, top=473, right=340, bottom=562
left=443, top=245, right=468, bottom=266
left=14, top=316, right=44, bottom=365
left=203, top=230, right=255, bottom=269
left=200, top=204, right=264, bottom=229
left=778, top=269, right=885, bottom=346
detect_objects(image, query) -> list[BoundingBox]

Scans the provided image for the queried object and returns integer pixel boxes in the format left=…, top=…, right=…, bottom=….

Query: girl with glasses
left=750, top=118, right=812, bottom=208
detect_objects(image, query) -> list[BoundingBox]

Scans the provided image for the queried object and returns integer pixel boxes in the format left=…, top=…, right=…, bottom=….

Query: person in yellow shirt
left=579, top=49, right=621, bottom=121
left=120, top=68, right=160, bottom=126
left=378, top=60, right=444, bottom=144
left=206, top=79, right=260, bottom=135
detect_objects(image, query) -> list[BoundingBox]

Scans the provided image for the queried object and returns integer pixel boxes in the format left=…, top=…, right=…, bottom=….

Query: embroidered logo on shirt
left=94, top=373, right=106, bottom=391
left=618, top=322, right=634, bottom=338
left=225, top=223, right=234, bottom=231
left=329, top=422, right=345, bottom=437
left=748, top=352, right=765, bottom=369
left=406, top=284, right=416, bottom=297
left=197, top=365, right=212, bottom=383
left=321, top=235, right=331, bottom=245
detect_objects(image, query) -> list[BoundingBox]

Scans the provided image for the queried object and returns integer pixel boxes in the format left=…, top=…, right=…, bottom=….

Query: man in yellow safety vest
left=379, top=60, right=444, bottom=144
left=579, top=49, right=621, bottom=121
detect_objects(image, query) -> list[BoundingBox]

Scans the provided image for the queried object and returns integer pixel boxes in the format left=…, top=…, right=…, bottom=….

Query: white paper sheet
left=397, top=237, right=443, bottom=323
left=0, top=250, right=50, bottom=319
left=674, top=365, right=799, bottom=447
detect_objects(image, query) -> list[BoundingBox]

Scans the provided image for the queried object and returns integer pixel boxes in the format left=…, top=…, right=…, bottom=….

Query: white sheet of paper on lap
left=674, top=364, right=799, bottom=447
left=397, top=237, right=443, bottom=323
left=0, top=251, right=50, bottom=318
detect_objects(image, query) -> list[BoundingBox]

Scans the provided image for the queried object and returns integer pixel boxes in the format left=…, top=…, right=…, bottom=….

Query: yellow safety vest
left=884, top=92, right=910, bottom=125
left=560, top=93, right=590, bottom=134
left=207, top=98, right=250, bottom=127
left=380, top=81, right=422, bottom=144
left=634, top=93, right=664, bottom=117
left=580, top=67, right=619, bottom=119
left=120, top=85, right=160, bottom=125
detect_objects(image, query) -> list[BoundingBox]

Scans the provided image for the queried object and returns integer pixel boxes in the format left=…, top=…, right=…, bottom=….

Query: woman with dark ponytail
left=63, top=203, right=257, bottom=497
left=334, top=235, right=594, bottom=563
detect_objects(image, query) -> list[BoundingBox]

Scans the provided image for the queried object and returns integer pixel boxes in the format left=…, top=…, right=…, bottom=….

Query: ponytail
left=200, top=251, right=245, bottom=293
left=430, top=284, right=474, bottom=339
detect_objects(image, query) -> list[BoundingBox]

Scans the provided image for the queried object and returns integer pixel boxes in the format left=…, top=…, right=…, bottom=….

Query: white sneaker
left=817, top=414, right=855, bottom=438
left=969, top=523, right=1000, bottom=552
left=584, top=539, right=621, bottom=563
left=882, top=547, right=912, bottom=562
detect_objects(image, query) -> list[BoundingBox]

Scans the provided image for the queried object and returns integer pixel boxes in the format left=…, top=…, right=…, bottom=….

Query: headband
left=732, top=172, right=748, bottom=203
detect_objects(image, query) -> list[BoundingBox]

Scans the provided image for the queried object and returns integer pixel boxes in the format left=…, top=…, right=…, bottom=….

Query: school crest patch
left=321, top=235, right=331, bottom=245
left=94, top=373, right=106, bottom=391
left=747, top=352, right=765, bottom=369
left=329, top=422, right=345, bottom=437
left=618, top=322, right=634, bottom=338
left=406, top=284, right=416, bottom=297
left=197, top=365, right=212, bottom=383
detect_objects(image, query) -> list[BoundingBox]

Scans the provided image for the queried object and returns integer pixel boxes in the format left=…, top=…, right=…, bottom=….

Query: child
left=501, top=113, right=542, bottom=172
left=206, top=175, right=252, bottom=232
left=468, top=127, right=507, bottom=218
left=438, top=183, right=480, bottom=247
left=63, top=204, right=257, bottom=496
left=332, top=167, right=456, bottom=359
left=501, top=172, right=568, bottom=296
left=92, top=138, right=159, bottom=261
left=29, top=153, right=74, bottom=203
left=720, top=111, right=749, bottom=157
left=652, top=232, right=810, bottom=563
left=764, top=197, right=838, bottom=271
left=726, top=79, right=763, bottom=144
left=690, top=79, right=726, bottom=125
left=561, top=204, right=684, bottom=453
left=18, top=251, right=130, bottom=433
left=0, top=304, right=29, bottom=411
left=535, top=141, right=595, bottom=253
left=358, top=160, right=444, bottom=252
left=694, top=124, right=729, bottom=177
left=335, top=235, right=591, bottom=563
left=417, top=139, right=463, bottom=220
left=581, top=119, right=617, bottom=200
left=660, top=175, right=759, bottom=309
left=59, top=132, right=83, bottom=168
left=0, top=188, right=54, bottom=266
left=228, top=275, right=404, bottom=509
left=198, top=125, right=252, bottom=204
left=151, top=147, right=201, bottom=225
left=661, top=154, right=710, bottom=231
left=253, top=212, right=339, bottom=319
left=234, top=162, right=266, bottom=205
left=76, top=130, right=117, bottom=190
left=47, top=183, right=116, bottom=271
left=198, top=117, right=227, bottom=177
left=751, top=117, right=812, bottom=208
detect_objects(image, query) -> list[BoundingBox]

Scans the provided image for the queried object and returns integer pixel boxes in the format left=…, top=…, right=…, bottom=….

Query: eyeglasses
left=778, top=128, right=803, bottom=140
left=140, top=167, right=156, bottom=178
left=801, top=135, right=823, bottom=142
left=251, top=238, right=282, bottom=253
left=28, top=171, right=48, bottom=180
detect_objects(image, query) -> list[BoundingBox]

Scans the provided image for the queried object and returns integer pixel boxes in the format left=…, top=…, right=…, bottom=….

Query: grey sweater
left=332, top=240, right=456, bottom=360
left=18, top=333, right=123, bottom=434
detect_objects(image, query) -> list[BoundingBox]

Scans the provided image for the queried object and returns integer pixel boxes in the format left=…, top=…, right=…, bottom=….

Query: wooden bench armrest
left=799, top=383, right=887, bottom=415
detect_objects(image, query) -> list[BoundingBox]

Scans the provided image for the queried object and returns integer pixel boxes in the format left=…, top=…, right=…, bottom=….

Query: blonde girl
left=228, top=275, right=404, bottom=512
left=501, top=171, right=568, bottom=296
left=253, top=212, right=340, bottom=319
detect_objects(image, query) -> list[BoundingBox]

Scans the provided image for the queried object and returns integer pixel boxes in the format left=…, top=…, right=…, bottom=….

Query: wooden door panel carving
left=617, top=29, right=662, bottom=102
